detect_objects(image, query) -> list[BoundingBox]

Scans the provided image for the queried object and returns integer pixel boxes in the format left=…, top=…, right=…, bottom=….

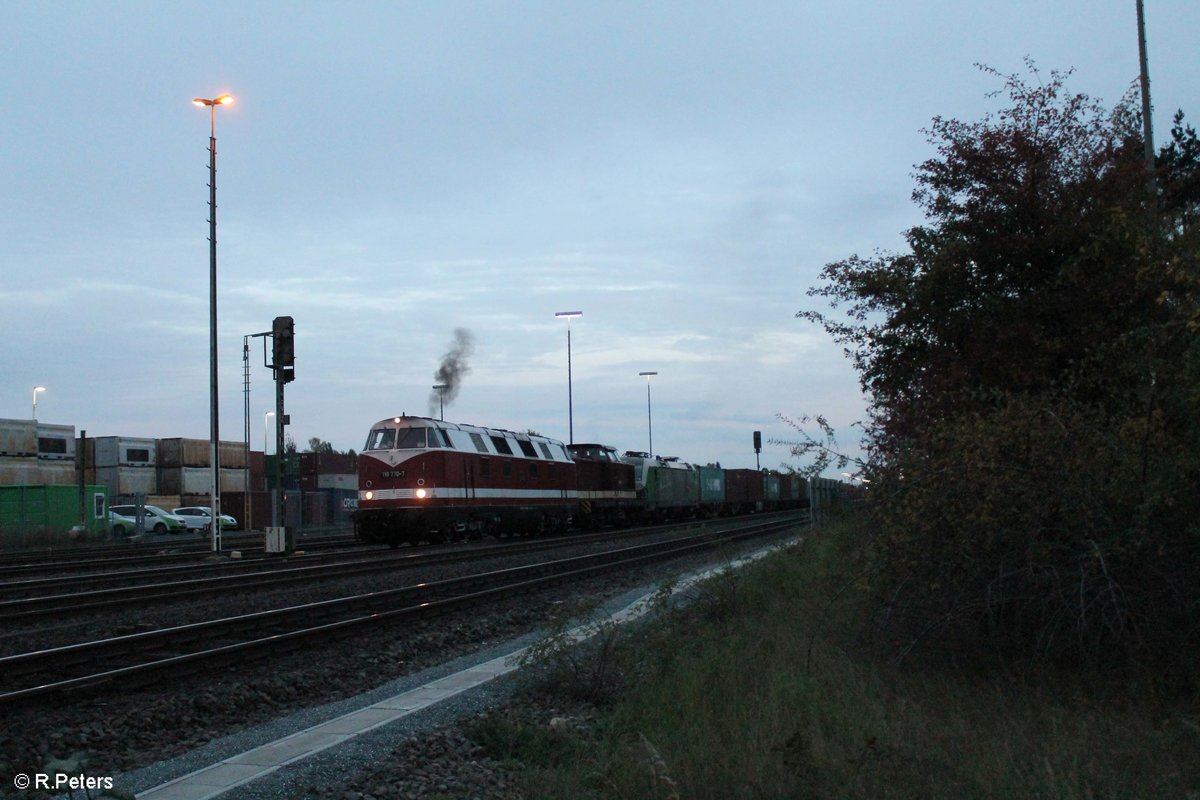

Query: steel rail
left=0, top=514, right=798, bottom=622
left=0, top=514, right=805, bottom=707
left=0, top=532, right=358, bottom=579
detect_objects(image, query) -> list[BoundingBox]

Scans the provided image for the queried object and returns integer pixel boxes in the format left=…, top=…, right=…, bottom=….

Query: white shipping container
left=96, top=465, right=158, bottom=496
left=94, top=437, right=157, bottom=468
left=220, top=467, right=248, bottom=493
left=0, top=419, right=37, bottom=457
left=38, top=461, right=77, bottom=485
left=160, top=466, right=212, bottom=496
left=0, top=455, right=40, bottom=485
left=316, top=473, right=357, bottom=491
left=36, top=424, right=76, bottom=461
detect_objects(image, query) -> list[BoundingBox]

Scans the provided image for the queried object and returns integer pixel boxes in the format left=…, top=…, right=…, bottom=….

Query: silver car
left=173, top=506, right=239, bottom=532
left=109, top=504, right=189, bottom=534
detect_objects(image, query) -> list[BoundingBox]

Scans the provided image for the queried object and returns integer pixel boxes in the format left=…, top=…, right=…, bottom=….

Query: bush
left=865, top=389, right=1200, bottom=677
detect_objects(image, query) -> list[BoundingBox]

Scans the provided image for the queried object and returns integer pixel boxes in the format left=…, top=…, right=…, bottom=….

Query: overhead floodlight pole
left=639, top=371, right=657, bottom=458
left=193, top=92, right=234, bottom=553
left=1136, top=0, right=1154, bottom=170
left=555, top=311, right=583, bottom=443
left=432, top=384, right=448, bottom=420
left=32, top=386, right=46, bottom=421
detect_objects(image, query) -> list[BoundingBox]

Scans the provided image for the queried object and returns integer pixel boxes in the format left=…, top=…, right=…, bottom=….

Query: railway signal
left=268, top=315, right=296, bottom=553
left=272, top=315, right=295, bottom=383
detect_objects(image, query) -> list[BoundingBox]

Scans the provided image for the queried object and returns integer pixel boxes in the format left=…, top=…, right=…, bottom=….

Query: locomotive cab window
left=538, top=442, right=554, bottom=460
left=395, top=428, right=428, bottom=449
left=517, top=439, right=538, bottom=458
left=366, top=429, right=396, bottom=450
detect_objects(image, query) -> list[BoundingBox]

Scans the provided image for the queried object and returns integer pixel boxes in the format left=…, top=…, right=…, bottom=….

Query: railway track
left=0, top=513, right=805, bottom=708
left=0, top=515, right=800, bottom=623
left=0, top=531, right=358, bottom=580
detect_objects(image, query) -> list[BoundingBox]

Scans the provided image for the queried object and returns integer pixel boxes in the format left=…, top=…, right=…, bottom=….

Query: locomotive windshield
left=395, top=427, right=428, bottom=449
left=365, top=426, right=449, bottom=450
left=365, top=428, right=395, bottom=450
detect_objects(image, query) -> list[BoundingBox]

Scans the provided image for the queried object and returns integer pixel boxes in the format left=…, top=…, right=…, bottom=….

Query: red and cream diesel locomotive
left=353, top=415, right=636, bottom=546
left=352, top=413, right=813, bottom=547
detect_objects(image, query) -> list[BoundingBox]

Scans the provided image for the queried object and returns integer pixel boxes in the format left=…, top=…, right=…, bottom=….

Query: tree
left=306, top=437, right=335, bottom=454
left=800, top=63, right=1200, bottom=675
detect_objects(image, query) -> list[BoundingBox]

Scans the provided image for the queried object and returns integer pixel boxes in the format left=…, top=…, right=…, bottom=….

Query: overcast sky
left=3, top=1, right=1197, bottom=474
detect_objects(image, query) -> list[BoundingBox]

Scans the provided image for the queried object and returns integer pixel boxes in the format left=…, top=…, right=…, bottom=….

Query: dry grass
left=500, top=518, right=1200, bottom=799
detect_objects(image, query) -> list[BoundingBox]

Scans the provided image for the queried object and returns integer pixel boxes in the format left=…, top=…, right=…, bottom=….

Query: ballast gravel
left=0, top=527, right=799, bottom=799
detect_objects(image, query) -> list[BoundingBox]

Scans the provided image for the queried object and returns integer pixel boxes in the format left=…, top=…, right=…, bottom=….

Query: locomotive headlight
left=365, top=491, right=374, bottom=500
left=416, top=488, right=427, bottom=499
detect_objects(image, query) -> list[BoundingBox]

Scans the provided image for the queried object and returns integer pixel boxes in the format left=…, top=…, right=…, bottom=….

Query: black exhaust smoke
left=429, top=328, right=475, bottom=417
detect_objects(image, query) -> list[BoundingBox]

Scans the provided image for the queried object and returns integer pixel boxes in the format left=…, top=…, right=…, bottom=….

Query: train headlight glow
left=365, top=491, right=374, bottom=500
left=416, top=488, right=427, bottom=499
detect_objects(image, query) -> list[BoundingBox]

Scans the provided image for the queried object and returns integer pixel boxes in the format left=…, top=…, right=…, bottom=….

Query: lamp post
left=554, top=311, right=583, bottom=443
left=638, top=371, right=657, bottom=457
left=32, top=386, right=46, bottom=420
left=192, top=92, right=233, bottom=553
left=432, top=384, right=448, bottom=420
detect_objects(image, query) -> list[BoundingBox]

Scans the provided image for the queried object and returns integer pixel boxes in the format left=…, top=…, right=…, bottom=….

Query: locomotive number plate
left=382, top=470, right=406, bottom=478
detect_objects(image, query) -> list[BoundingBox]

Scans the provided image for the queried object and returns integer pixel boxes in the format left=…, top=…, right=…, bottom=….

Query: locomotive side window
left=469, top=433, right=489, bottom=453
left=447, top=429, right=475, bottom=451
left=490, top=436, right=513, bottom=455
left=395, top=427, right=428, bottom=449
left=517, top=439, right=538, bottom=458
left=426, top=429, right=451, bottom=448
left=537, top=442, right=554, bottom=460
left=366, top=429, right=395, bottom=450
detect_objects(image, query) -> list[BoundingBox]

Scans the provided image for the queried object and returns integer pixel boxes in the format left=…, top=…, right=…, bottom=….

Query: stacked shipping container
left=0, top=419, right=77, bottom=485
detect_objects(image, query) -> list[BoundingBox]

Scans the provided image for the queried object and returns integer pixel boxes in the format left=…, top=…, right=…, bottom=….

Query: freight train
left=352, top=414, right=810, bottom=547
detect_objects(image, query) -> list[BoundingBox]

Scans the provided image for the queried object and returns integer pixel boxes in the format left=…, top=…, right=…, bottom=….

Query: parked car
left=173, top=506, right=239, bottom=532
left=108, top=509, right=139, bottom=537
left=109, top=504, right=188, bottom=534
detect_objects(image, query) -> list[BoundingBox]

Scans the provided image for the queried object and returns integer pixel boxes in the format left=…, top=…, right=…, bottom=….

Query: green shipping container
left=643, top=465, right=700, bottom=509
left=0, top=484, right=109, bottom=542
left=764, top=474, right=781, bottom=502
left=697, top=465, right=725, bottom=506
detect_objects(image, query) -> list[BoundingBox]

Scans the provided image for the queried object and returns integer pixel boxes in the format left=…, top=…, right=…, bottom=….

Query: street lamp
left=432, top=384, right=448, bottom=421
left=32, top=386, right=46, bottom=420
left=554, top=311, right=583, bottom=443
left=638, top=371, right=658, bottom=457
left=193, top=92, right=234, bottom=553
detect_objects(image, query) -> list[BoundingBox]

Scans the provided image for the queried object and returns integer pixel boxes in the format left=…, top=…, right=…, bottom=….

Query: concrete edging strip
left=137, top=537, right=797, bottom=800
